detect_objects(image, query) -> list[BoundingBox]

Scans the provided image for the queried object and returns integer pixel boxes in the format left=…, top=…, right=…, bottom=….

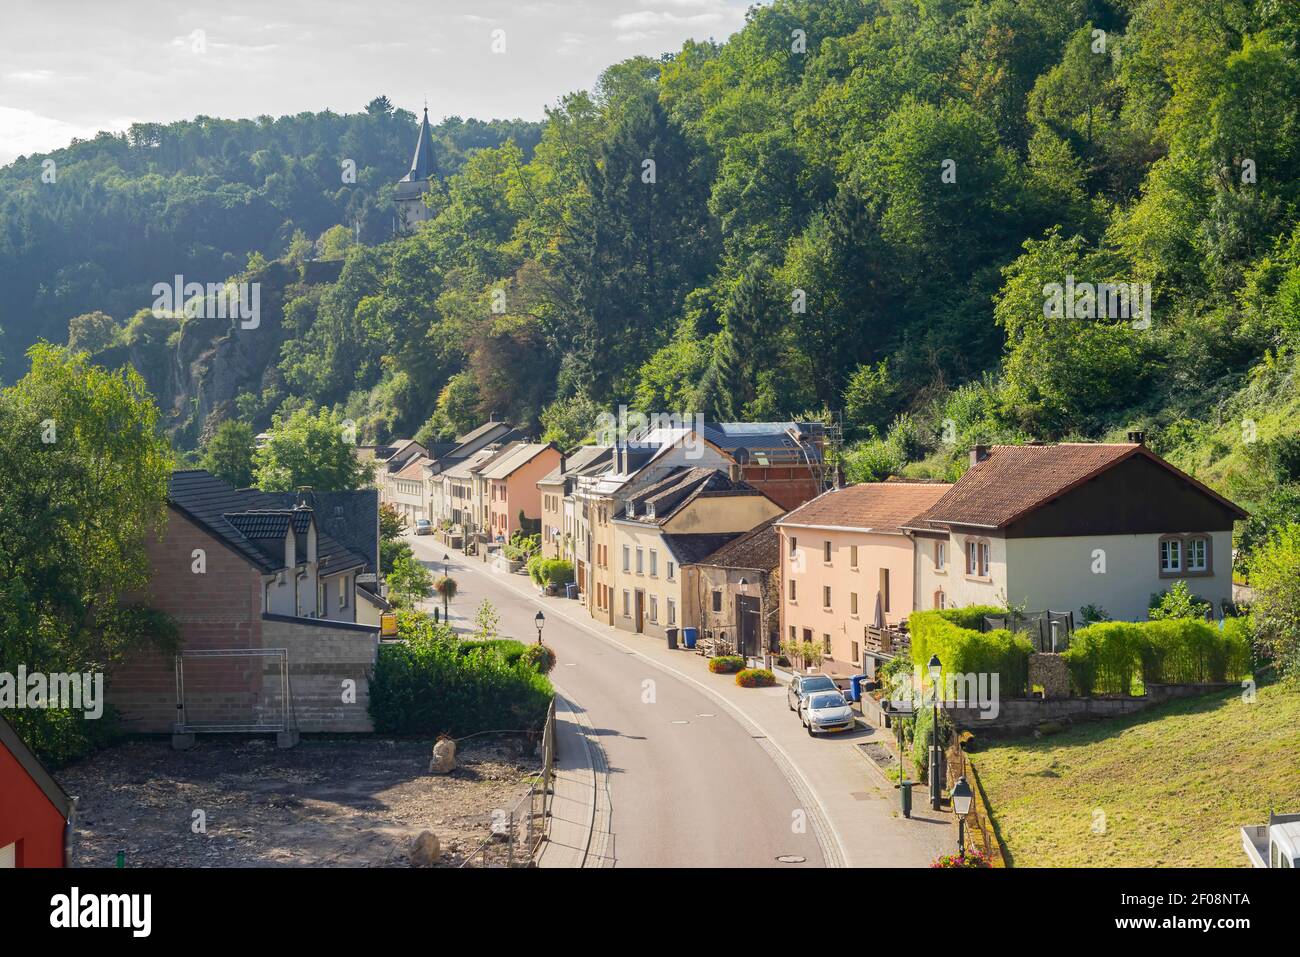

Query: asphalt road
left=407, top=536, right=826, bottom=868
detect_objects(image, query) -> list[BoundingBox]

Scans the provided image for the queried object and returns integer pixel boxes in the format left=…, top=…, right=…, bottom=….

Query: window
left=823, top=634, right=832, bottom=655
left=649, top=549, right=658, bottom=577
left=622, top=589, right=630, bottom=617
left=789, top=580, right=797, bottom=602
left=789, top=625, right=796, bottom=641
left=823, top=541, right=832, bottom=563
left=1160, top=538, right=1181, bottom=573
left=850, top=592, right=859, bottom=616
left=966, top=539, right=990, bottom=577
left=850, top=545, right=858, bottom=569
left=649, top=596, right=659, bottom=623
left=966, top=540, right=977, bottom=574
left=712, top=590, right=723, bottom=613
left=822, top=585, right=831, bottom=609
left=935, top=541, right=946, bottom=571
left=934, top=590, right=946, bottom=610
left=789, top=535, right=797, bottom=557
left=622, top=545, right=630, bottom=572
left=667, top=560, right=675, bottom=581
left=636, top=548, right=644, bottom=574
left=338, top=576, right=348, bottom=610
left=1187, top=536, right=1208, bottom=572
left=851, top=641, right=860, bottom=664
left=980, top=543, right=990, bottom=577
left=667, top=598, right=676, bottom=626
left=879, top=568, right=890, bottom=613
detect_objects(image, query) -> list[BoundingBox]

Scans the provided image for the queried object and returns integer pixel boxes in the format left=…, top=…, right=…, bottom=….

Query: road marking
left=445, top=550, right=849, bottom=868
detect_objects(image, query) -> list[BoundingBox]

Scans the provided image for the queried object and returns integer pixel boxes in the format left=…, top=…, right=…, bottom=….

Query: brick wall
left=261, top=616, right=378, bottom=732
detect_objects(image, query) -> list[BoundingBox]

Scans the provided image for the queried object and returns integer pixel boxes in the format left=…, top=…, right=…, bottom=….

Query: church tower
left=394, top=106, right=437, bottom=233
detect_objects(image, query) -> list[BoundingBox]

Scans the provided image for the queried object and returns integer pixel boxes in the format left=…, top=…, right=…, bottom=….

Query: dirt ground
left=59, top=735, right=540, bottom=867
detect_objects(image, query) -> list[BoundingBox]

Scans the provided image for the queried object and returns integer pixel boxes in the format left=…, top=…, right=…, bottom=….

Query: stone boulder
left=429, top=737, right=457, bottom=774
left=409, top=831, right=441, bottom=867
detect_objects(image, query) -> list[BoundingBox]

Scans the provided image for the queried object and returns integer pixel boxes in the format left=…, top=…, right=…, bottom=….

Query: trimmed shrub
left=523, top=643, right=557, bottom=675
left=456, top=638, right=528, bottom=665
left=909, top=610, right=1032, bottom=697
left=939, top=605, right=1005, bottom=631
left=736, top=668, right=775, bottom=687
left=1065, top=618, right=1253, bottom=695
left=709, top=655, right=745, bottom=674
left=1063, top=621, right=1145, bottom=696
left=370, top=629, right=553, bottom=736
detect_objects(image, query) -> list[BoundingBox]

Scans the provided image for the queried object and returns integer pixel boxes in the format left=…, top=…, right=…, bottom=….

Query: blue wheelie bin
left=682, top=627, right=698, bottom=650
left=848, top=673, right=866, bottom=702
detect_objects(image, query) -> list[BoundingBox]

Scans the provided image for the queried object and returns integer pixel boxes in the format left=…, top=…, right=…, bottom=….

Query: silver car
left=787, top=673, right=838, bottom=712
left=801, top=690, right=855, bottom=736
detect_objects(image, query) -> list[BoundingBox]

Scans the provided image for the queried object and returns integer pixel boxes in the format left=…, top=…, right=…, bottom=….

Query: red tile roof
left=777, top=481, right=952, bottom=534
left=909, top=443, right=1246, bottom=530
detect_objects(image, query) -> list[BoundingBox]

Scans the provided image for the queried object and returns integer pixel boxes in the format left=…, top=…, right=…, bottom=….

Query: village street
left=407, top=534, right=951, bottom=868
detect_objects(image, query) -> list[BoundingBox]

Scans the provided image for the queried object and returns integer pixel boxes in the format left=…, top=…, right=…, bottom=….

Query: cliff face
left=96, top=259, right=344, bottom=448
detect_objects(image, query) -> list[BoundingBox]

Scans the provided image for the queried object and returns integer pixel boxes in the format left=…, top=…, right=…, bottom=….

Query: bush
left=1063, top=621, right=1145, bottom=695
left=1149, top=580, right=1213, bottom=620
left=523, top=643, right=557, bottom=675
left=1247, top=522, right=1300, bottom=682
left=5, top=707, right=124, bottom=770
left=909, top=610, right=1032, bottom=697
left=370, top=626, right=553, bottom=736
left=1065, top=618, right=1252, bottom=695
left=456, top=638, right=528, bottom=665
left=931, top=849, right=990, bottom=868
left=709, top=655, right=745, bottom=674
left=912, top=704, right=955, bottom=781
left=736, top=668, right=775, bottom=687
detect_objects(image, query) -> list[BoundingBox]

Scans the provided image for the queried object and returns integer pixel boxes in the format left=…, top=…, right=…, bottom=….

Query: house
left=700, top=421, right=827, bottom=511
left=538, top=445, right=614, bottom=562
left=904, top=439, right=1247, bottom=622
left=685, top=516, right=782, bottom=660
left=777, top=480, right=952, bottom=674
left=107, top=470, right=382, bottom=735
left=574, top=427, right=734, bottom=624
left=482, top=442, right=562, bottom=541
left=610, top=467, right=784, bottom=639
left=438, top=443, right=517, bottom=542
left=0, top=714, right=74, bottom=867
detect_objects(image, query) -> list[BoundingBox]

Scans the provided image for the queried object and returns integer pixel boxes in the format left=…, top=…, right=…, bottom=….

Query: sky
left=0, top=0, right=753, bottom=165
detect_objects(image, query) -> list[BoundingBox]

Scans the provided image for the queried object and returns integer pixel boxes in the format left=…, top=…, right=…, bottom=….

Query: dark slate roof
left=695, top=516, right=781, bottom=571
left=700, top=421, right=825, bottom=464
left=538, top=445, right=613, bottom=485
left=266, top=488, right=380, bottom=574
left=0, top=713, right=72, bottom=820
left=662, top=532, right=745, bottom=565
left=619, top=467, right=767, bottom=525
left=400, top=107, right=437, bottom=183
left=169, top=470, right=372, bottom=574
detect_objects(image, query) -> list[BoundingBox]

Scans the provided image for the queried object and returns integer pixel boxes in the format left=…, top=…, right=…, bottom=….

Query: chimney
left=559, top=452, right=567, bottom=474
left=728, top=462, right=742, bottom=482
left=295, top=486, right=313, bottom=508
left=970, top=445, right=990, bottom=467
left=1127, top=430, right=1146, bottom=446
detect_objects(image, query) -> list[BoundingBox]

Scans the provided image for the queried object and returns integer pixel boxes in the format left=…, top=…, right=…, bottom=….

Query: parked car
left=787, top=673, right=838, bottom=712
left=415, top=519, right=432, bottom=536
left=801, top=690, right=855, bottom=736
left=1241, top=813, right=1300, bottom=867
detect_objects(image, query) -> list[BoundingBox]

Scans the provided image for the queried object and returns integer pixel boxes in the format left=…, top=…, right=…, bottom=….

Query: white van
left=1241, top=813, right=1300, bottom=868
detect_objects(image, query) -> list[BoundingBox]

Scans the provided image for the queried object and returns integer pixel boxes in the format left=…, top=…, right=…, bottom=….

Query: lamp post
left=443, top=553, right=450, bottom=578
left=535, top=610, right=545, bottom=645
left=928, top=653, right=942, bottom=810
left=738, top=577, right=749, bottom=663
left=951, top=775, right=973, bottom=854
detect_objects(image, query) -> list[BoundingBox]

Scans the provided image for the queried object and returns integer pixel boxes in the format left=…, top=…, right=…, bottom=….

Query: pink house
left=776, top=481, right=951, bottom=676
left=482, top=443, right=562, bottom=541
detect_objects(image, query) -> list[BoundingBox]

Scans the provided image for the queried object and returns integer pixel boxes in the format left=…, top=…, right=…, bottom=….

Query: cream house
left=611, top=467, right=783, bottom=639
left=904, top=439, right=1247, bottom=622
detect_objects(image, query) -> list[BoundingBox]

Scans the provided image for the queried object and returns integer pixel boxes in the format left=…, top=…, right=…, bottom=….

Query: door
left=635, top=590, right=645, bottom=633
left=736, top=595, right=760, bottom=657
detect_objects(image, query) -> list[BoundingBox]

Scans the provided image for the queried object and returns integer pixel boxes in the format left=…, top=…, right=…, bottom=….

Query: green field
left=973, top=682, right=1300, bottom=867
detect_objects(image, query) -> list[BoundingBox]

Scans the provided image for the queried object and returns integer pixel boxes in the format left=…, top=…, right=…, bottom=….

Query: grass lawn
left=973, top=681, right=1300, bottom=867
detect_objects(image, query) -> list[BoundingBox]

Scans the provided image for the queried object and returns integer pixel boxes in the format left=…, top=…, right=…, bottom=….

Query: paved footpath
left=409, top=537, right=951, bottom=867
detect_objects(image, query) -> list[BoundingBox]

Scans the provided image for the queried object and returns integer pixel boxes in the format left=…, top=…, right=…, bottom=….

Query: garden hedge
left=909, top=609, right=1033, bottom=697
left=1064, top=617, right=1252, bottom=695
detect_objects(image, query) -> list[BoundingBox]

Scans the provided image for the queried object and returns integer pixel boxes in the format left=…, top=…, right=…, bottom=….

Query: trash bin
left=666, top=627, right=679, bottom=650
left=682, top=627, right=698, bottom=650
left=848, top=674, right=866, bottom=702
left=565, top=582, right=578, bottom=599
left=899, top=780, right=913, bottom=818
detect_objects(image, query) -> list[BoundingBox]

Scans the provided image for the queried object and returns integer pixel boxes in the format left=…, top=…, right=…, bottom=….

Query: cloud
left=0, top=106, right=137, bottom=165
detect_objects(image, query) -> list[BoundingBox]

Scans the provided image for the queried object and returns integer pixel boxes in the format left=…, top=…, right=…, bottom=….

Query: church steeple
left=400, top=106, right=435, bottom=183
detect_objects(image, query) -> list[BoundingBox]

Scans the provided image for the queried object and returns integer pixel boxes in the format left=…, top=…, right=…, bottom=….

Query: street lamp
left=928, top=653, right=942, bottom=810
left=951, top=775, right=974, bottom=854
left=534, top=610, right=545, bottom=645
left=443, top=552, right=451, bottom=577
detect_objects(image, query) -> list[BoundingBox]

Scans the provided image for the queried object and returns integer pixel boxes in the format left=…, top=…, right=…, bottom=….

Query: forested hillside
left=5, top=0, right=1300, bottom=568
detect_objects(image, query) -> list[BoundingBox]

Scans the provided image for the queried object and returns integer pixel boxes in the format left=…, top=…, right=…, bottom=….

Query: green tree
left=1247, top=523, right=1300, bottom=683
left=200, top=419, right=256, bottom=488
left=253, top=406, right=373, bottom=491
left=388, top=554, right=434, bottom=609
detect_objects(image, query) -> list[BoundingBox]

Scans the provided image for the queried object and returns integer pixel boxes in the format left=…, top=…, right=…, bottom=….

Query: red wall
left=0, top=744, right=66, bottom=867
left=739, top=464, right=821, bottom=512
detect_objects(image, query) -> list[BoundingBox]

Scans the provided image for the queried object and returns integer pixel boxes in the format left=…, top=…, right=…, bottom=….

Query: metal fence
left=459, top=698, right=556, bottom=868
left=983, top=610, right=1074, bottom=652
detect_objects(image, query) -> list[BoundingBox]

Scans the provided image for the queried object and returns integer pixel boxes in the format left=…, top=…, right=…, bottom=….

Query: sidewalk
left=470, top=561, right=954, bottom=868
left=535, top=691, right=614, bottom=868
